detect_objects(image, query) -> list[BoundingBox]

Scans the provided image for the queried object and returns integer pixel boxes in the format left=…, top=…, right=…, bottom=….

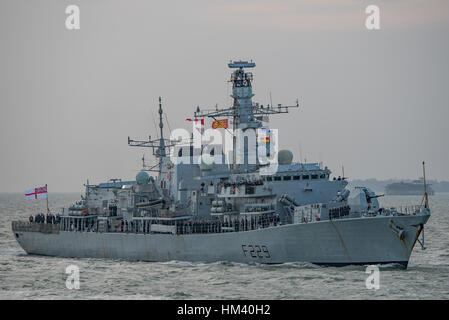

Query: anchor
left=389, top=220, right=405, bottom=240
left=417, top=224, right=427, bottom=250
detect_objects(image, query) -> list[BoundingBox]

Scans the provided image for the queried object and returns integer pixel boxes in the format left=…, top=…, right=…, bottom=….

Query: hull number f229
left=242, top=245, right=271, bottom=259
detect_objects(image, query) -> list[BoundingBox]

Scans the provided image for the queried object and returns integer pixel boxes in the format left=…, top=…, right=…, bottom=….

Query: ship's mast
left=157, top=97, right=166, bottom=173
left=194, top=60, right=299, bottom=173
left=128, top=97, right=176, bottom=177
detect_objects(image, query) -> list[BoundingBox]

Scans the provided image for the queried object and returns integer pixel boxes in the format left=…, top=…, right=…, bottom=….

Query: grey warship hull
left=13, top=213, right=429, bottom=267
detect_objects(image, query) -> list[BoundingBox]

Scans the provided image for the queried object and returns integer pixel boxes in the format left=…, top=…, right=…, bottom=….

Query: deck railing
left=12, top=213, right=282, bottom=236
left=12, top=221, right=60, bottom=234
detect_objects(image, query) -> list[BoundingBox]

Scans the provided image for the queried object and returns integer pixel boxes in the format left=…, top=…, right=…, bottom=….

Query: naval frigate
left=12, top=60, right=430, bottom=268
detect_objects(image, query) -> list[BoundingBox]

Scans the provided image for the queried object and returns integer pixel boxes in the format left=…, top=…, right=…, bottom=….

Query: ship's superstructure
left=12, top=61, right=430, bottom=268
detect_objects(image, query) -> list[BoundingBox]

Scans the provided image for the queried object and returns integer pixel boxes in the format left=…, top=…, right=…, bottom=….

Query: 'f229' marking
left=242, top=245, right=271, bottom=259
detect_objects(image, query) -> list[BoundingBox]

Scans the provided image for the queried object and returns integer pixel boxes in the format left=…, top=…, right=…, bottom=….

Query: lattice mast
left=194, top=60, right=299, bottom=173
left=128, top=97, right=177, bottom=176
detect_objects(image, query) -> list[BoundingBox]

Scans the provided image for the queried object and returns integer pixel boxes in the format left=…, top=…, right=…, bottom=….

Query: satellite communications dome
left=278, top=150, right=293, bottom=165
left=136, top=171, right=150, bottom=185
left=199, top=154, right=214, bottom=171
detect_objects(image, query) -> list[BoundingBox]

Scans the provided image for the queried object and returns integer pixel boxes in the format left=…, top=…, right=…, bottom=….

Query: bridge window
left=274, top=176, right=281, bottom=181
left=302, top=175, right=310, bottom=180
left=320, top=174, right=326, bottom=179
left=283, top=176, right=291, bottom=181
left=311, top=175, right=318, bottom=180
left=266, top=176, right=272, bottom=181
left=293, top=176, right=300, bottom=180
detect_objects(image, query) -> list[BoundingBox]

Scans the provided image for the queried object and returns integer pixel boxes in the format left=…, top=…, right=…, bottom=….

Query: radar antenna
left=192, top=60, right=299, bottom=172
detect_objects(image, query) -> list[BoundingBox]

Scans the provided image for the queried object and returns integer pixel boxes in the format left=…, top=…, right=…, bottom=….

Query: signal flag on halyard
left=259, top=126, right=270, bottom=143
left=186, top=118, right=205, bottom=135
left=212, top=119, right=228, bottom=129
left=255, top=115, right=269, bottom=122
left=25, top=186, right=48, bottom=200
left=186, top=118, right=204, bottom=125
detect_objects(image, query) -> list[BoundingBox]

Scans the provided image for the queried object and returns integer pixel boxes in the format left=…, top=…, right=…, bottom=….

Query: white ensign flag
left=25, top=186, right=48, bottom=200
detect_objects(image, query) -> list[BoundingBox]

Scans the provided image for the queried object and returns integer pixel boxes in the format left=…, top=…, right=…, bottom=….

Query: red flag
left=212, top=119, right=228, bottom=129
left=186, top=118, right=204, bottom=125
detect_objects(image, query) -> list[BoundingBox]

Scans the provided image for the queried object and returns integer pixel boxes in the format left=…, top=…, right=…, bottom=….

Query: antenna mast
left=193, top=60, right=299, bottom=173
left=422, top=161, right=429, bottom=209
left=128, top=97, right=177, bottom=175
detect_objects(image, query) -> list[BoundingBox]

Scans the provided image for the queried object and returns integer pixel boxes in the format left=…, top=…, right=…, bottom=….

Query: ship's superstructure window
left=311, top=175, right=318, bottom=180
left=266, top=176, right=272, bottom=181
left=320, top=174, right=326, bottom=179
left=274, top=176, right=281, bottom=181
left=293, top=176, right=300, bottom=180
left=245, top=186, right=255, bottom=195
left=283, top=176, right=292, bottom=181
left=302, top=175, right=310, bottom=180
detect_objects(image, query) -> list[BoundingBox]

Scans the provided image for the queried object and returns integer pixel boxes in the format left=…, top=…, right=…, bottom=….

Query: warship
left=12, top=61, right=430, bottom=268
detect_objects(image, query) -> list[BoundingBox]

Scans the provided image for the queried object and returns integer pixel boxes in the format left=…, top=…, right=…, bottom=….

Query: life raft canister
left=81, top=209, right=87, bottom=216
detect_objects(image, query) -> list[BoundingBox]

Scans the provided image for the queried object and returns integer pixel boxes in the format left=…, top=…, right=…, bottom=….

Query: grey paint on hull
left=14, top=214, right=428, bottom=267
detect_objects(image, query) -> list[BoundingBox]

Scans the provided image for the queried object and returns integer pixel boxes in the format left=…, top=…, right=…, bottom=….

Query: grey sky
left=1, top=0, right=448, bottom=192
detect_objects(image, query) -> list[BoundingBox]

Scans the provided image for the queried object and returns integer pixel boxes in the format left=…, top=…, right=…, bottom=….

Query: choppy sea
left=0, top=193, right=448, bottom=300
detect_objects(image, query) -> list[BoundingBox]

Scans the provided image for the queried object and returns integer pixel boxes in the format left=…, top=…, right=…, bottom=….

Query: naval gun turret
left=347, top=187, right=384, bottom=214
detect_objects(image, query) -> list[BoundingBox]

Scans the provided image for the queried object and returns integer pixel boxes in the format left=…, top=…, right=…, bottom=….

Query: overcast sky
left=1, top=0, right=448, bottom=192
